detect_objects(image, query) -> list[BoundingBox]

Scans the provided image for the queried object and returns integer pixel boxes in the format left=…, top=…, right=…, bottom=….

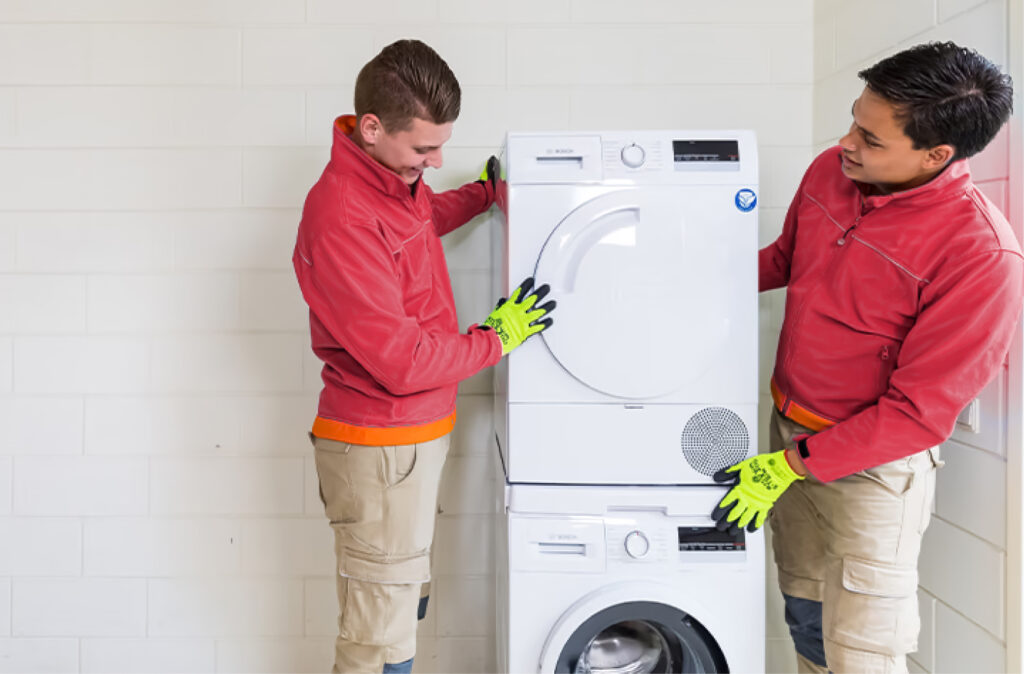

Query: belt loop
left=926, top=446, right=945, bottom=469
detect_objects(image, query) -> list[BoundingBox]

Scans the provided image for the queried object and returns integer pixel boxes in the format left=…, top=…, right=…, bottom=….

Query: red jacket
left=293, top=116, right=501, bottom=445
left=763, top=147, right=1024, bottom=481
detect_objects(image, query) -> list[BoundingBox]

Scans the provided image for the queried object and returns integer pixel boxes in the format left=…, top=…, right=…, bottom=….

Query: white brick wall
left=0, top=579, right=9, bottom=637
left=0, top=638, right=79, bottom=673
left=148, top=579, right=304, bottom=637
left=13, top=578, right=148, bottom=637
left=14, top=456, right=148, bottom=516
left=83, top=518, right=241, bottom=577
left=0, top=458, right=10, bottom=516
left=17, top=395, right=81, bottom=450
left=813, top=2, right=1015, bottom=672
left=81, top=638, right=217, bottom=674
left=0, top=518, right=81, bottom=576
left=0, top=2, right=814, bottom=671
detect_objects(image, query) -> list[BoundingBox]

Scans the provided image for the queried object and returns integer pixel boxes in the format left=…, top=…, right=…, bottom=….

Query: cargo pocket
left=824, top=556, right=920, bottom=657
left=338, top=576, right=418, bottom=647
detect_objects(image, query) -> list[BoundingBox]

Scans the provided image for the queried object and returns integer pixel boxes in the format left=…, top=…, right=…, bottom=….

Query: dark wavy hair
left=354, top=39, right=461, bottom=132
left=858, top=42, right=1013, bottom=160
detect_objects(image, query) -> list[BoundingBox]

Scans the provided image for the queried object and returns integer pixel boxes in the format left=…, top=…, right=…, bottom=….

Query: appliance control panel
left=600, top=134, right=742, bottom=178
left=606, top=516, right=746, bottom=565
left=607, top=521, right=672, bottom=563
left=505, top=130, right=757, bottom=186
left=677, top=525, right=745, bottom=552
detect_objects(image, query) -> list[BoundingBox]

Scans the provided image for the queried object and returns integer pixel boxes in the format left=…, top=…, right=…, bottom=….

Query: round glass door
left=554, top=602, right=727, bottom=673
left=535, top=189, right=728, bottom=399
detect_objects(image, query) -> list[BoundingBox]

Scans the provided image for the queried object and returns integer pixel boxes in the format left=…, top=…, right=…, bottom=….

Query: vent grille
left=680, top=407, right=749, bottom=476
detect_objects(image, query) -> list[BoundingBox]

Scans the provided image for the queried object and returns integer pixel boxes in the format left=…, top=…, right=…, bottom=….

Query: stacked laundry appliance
left=491, top=131, right=764, bottom=673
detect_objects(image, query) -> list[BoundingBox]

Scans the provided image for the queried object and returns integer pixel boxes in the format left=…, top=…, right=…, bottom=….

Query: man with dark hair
left=711, top=42, right=1023, bottom=672
left=293, top=39, right=554, bottom=673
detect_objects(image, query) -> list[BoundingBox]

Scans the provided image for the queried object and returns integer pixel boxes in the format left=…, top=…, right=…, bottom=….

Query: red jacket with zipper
left=763, top=147, right=1024, bottom=482
left=293, top=116, right=501, bottom=445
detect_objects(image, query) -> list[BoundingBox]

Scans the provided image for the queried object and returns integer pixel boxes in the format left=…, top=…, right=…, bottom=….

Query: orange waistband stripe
left=770, top=378, right=836, bottom=432
left=312, top=411, right=456, bottom=447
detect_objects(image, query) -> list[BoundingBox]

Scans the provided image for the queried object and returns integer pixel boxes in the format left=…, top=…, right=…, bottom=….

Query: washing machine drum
left=554, top=602, right=728, bottom=674
left=535, top=188, right=737, bottom=399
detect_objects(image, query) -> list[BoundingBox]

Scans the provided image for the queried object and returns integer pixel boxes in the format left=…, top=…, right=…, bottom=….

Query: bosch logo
left=735, top=189, right=757, bottom=212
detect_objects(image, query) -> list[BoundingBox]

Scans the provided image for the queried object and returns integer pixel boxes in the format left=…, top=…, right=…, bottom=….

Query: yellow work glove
left=711, top=450, right=804, bottom=533
left=482, top=277, right=555, bottom=355
left=475, top=155, right=499, bottom=188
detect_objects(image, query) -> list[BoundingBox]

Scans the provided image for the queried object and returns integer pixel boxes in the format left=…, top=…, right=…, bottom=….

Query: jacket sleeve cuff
left=788, top=433, right=821, bottom=480
left=800, top=434, right=851, bottom=482
left=795, top=435, right=810, bottom=459
left=473, top=177, right=496, bottom=209
left=469, top=323, right=503, bottom=365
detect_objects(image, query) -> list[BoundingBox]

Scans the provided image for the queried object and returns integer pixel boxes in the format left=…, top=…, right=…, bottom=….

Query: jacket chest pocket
left=395, top=232, right=434, bottom=310
left=876, top=340, right=901, bottom=389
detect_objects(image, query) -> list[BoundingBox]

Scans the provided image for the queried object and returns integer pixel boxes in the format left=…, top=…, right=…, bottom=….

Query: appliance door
left=540, top=586, right=729, bottom=673
left=533, top=187, right=750, bottom=400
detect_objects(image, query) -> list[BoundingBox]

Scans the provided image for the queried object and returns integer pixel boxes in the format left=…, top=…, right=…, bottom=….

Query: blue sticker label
left=735, top=189, right=757, bottom=212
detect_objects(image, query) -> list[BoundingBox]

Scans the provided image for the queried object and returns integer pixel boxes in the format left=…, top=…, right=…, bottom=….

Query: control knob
left=624, top=530, right=650, bottom=559
left=620, top=143, right=646, bottom=168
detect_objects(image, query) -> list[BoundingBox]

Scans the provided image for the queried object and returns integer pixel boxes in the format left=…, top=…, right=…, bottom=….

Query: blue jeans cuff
left=382, top=657, right=414, bottom=673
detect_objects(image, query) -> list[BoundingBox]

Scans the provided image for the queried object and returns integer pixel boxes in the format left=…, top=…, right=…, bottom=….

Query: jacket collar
left=843, top=149, right=973, bottom=212
left=329, top=115, right=419, bottom=201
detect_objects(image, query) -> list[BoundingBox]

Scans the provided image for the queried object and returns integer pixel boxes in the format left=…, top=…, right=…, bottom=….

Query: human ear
left=359, top=114, right=382, bottom=146
left=923, top=144, right=955, bottom=169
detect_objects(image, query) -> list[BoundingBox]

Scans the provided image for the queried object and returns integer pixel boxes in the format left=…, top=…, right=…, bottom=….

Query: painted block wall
left=814, top=1, right=1014, bottom=672
left=0, top=1, right=813, bottom=672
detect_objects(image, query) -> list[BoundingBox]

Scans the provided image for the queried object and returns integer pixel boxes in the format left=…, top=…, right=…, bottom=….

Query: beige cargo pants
left=313, top=433, right=450, bottom=673
left=768, top=407, right=942, bottom=674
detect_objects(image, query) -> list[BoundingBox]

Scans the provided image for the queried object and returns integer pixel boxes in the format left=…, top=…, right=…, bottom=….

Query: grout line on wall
left=237, top=25, right=245, bottom=90
left=931, top=512, right=1006, bottom=552
left=928, top=592, right=1006, bottom=642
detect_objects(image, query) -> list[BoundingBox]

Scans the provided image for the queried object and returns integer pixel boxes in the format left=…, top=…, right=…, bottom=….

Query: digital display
left=673, top=139, right=739, bottom=163
left=678, top=526, right=745, bottom=551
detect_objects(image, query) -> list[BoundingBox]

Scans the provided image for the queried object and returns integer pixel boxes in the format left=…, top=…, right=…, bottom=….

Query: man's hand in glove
left=711, top=450, right=805, bottom=534
left=477, top=155, right=500, bottom=190
left=483, top=277, right=555, bottom=355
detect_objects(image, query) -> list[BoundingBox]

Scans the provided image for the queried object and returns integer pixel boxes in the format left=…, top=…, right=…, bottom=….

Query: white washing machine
left=496, top=483, right=765, bottom=673
left=492, top=131, right=759, bottom=486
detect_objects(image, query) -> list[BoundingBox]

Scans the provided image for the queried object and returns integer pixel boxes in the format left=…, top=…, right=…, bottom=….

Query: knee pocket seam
left=339, top=577, right=420, bottom=646
left=824, top=557, right=919, bottom=658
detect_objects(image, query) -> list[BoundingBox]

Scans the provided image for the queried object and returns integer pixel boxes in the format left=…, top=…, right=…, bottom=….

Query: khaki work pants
left=313, top=433, right=450, bottom=674
left=769, top=407, right=942, bottom=674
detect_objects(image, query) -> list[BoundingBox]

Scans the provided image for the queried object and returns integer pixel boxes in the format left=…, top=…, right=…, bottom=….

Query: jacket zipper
left=779, top=206, right=866, bottom=378
left=836, top=214, right=861, bottom=245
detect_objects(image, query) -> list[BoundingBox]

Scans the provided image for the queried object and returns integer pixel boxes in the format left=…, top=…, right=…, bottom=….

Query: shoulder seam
left=965, top=189, right=1016, bottom=251
left=803, top=193, right=847, bottom=233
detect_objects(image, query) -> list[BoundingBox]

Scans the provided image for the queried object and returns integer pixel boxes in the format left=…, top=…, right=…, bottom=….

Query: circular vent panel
left=680, top=407, right=749, bottom=476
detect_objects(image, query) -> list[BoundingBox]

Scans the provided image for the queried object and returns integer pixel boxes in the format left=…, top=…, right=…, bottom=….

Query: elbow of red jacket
left=375, top=367, right=426, bottom=397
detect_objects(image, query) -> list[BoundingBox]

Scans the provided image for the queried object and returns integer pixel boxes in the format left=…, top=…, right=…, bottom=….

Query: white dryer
left=496, top=483, right=765, bottom=673
left=492, top=131, right=759, bottom=486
